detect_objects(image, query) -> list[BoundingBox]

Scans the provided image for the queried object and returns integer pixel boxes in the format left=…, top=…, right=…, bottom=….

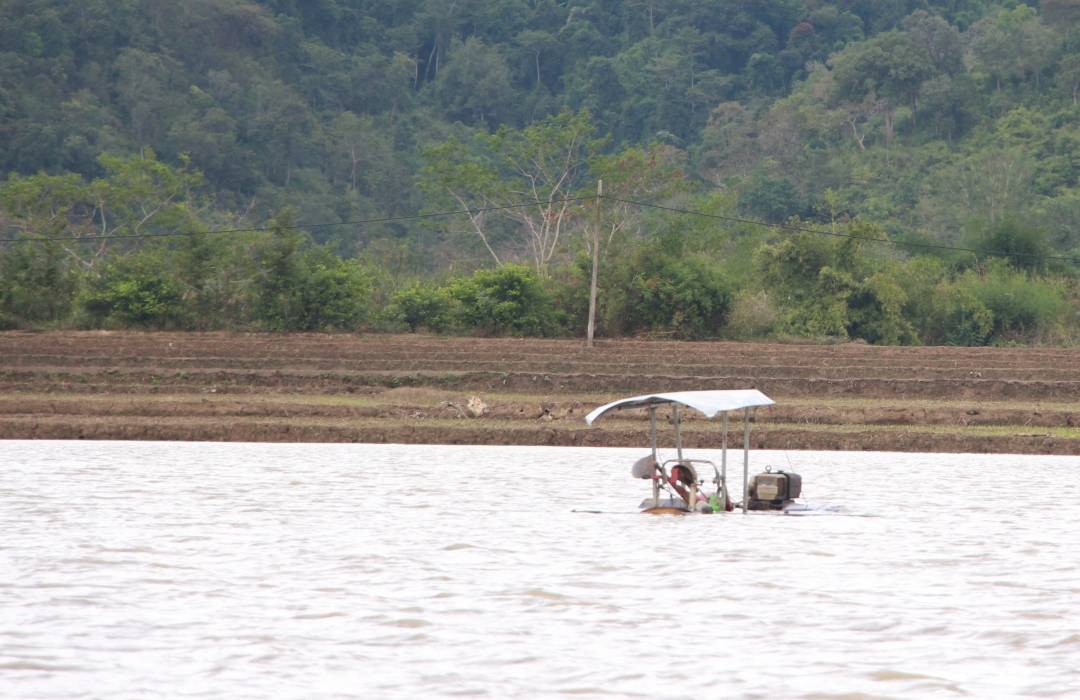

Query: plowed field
left=2, top=331, right=1079, bottom=453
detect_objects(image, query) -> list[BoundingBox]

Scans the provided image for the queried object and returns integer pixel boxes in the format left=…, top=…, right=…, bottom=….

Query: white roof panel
left=584, top=389, right=774, bottom=425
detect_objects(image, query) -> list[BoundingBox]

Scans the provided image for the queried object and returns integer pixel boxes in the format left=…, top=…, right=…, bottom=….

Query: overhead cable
left=0, top=193, right=1075, bottom=263
left=0, top=196, right=592, bottom=243
left=603, top=196, right=1079, bottom=263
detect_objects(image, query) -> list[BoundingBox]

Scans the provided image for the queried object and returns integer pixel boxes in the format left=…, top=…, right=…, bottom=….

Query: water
left=1, top=441, right=1078, bottom=699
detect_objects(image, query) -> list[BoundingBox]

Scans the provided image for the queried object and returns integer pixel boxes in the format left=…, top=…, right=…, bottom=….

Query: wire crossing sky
left=2, top=195, right=1076, bottom=264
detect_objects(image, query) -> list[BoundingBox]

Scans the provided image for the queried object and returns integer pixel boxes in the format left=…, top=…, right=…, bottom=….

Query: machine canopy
left=584, top=389, right=774, bottom=425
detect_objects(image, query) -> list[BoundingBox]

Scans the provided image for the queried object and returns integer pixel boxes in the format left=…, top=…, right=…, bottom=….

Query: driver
left=632, top=455, right=720, bottom=510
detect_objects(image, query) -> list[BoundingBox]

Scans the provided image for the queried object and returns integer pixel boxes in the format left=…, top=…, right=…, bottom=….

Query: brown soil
left=3, top=330, right=1079, bottom=454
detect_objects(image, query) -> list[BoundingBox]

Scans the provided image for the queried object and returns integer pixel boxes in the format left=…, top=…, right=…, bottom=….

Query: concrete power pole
left=587, top=180, right=603, bottom=347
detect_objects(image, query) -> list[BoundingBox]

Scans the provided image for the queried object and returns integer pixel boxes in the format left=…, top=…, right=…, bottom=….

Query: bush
left=924, top=282, right=996, bottom=346
left=254, top=210, right=371, bottom=331
left=964, top=263, right=1067, bottom=340
left=846, top=271, right=918, bottom=345
left=725, top=290, right=778, bottom=340
left=739, top=176, right=802, bottom=224
left=80, top=254, right=185, bottom=328
left=0, top=239, right=77, bottom=328
left=391, top=283, right=455, bottom=332
left=966, top=216, right=1052, bottom=273
left=444, top=264, right=560, bottom=336
left=298, top=250, right=373, bottom=331
left=255, top=247, right=371, bottom=331
left=623, top=255, right=732, bottom=339
left=758, top=224, right=915, bottom=344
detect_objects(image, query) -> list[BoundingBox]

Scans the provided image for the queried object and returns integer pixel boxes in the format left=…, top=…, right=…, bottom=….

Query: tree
left=327, top=112, right=392, bottom=195
left=950, top=148, right=1035, bottom=225
left=253, top=209, right=371, bottom=331
left=433, top=37, right=515, bottom=125
left=248, top=94, right=314, bottom=186
left=589, top=143, right=690, bottom=255
left=0, top=151, right=207, bottom=270
left=833, top=94, right=883, bottom=150
left=902, top=11, right=963, bottom=75
left=586, top=142, right=691, bottom=342
left=966, top=216, right=1052, bottom=273
left=419, top=108, right=606, bottom=271
left=516, top=30, right=558, bottom=86
left=114, top=48, right=174, bottom=148
left=622, top=253, right=733, bottom=340
left=757, top=222, right=915, bottom=344
left=697, top=102, right=759, bottom=178
left=971, top=7, right=1055, bottom=90
left=0, top=238, right=77, bottom=327
left=740, top=176, right=801, bottom=223
left=830, top=30, right=934, bottom=139
left=1058, top=34, right=1080, bottom=105
left=1042, top=0, right=1080, bottom=31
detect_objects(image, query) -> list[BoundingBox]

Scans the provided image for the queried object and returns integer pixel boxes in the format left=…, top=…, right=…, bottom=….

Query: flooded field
left=2, top=441, right=1078, bottom=698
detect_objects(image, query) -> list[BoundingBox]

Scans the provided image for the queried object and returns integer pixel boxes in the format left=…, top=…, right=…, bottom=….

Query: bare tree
left=419, top=108, right=605, bottom=271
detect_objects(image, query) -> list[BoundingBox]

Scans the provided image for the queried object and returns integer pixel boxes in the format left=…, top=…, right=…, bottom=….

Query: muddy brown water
left=3, top=441, right=1079, bottom=698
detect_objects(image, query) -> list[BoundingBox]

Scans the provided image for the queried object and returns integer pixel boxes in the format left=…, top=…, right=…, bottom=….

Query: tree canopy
left=5, top=1, right=1080, bottom=346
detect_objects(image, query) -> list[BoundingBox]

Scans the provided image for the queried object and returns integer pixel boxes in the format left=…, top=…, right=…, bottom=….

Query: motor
left=747, top=467, right=801, bottom=510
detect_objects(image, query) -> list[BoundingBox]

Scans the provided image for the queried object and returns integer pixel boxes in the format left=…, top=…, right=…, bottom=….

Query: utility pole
left=587, top=180, right=602, bottom=347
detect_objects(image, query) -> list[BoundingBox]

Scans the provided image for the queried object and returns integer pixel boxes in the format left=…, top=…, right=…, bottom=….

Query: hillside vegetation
left=5, top=0, right=1080, bottom=345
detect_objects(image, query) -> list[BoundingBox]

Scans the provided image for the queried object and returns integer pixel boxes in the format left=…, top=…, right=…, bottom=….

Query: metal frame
left=656, top=458, right=728, bottom=512
left=644, top=401, right=753, bottom=514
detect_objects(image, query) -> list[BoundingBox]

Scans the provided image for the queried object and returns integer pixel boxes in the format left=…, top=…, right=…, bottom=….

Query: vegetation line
left=6, top=2, right=1080, bottom=346
left=0, top=197, right=593, bottom=244
left=6, top=191, right=1076, bottom=265
left=606, top=197, right=1080, bottom=263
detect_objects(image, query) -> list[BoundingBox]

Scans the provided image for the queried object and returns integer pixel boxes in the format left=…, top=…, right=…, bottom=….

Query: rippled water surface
left=2, top=441, right=1080, bottom=699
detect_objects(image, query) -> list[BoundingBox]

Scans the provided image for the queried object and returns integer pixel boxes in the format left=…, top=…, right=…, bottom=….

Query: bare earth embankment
left=2, top=331, right=1080, bottom=453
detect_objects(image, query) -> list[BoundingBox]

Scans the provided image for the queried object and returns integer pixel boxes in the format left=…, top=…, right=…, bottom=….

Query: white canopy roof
left=585, top=389, right=774, bottom=425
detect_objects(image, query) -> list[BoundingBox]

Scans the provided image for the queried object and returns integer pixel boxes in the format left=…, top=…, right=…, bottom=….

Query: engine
left=747, top=468, right=802, bottom=510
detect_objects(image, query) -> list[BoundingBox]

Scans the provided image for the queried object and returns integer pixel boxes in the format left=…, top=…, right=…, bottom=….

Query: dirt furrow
left=2, top=415, right=1076, bottom=454
left=5, top=331, right=1080, bottom=454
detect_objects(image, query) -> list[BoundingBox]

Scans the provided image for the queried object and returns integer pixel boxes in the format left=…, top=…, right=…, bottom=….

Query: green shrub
left=758, top=225, right=915, bottom=343
left=0, top=239, right=77, bottom=328
left=391, top=283, right=455, bottom=332
left=846, top=271, right=918, bottom=346
left=623, top=255, right=732, bottom=339
left=966, top=216, right=1052, bottom=273
left=298, top=250, right=372, bottom=331
left=964, top=263, right=1067, bottom=339
left=739, top=176, right=803, bottom=224
left=255, top=247, right=371, bottom=331
left=254, top=210, right=371, bottom=331
left=80, top=254, right=185, bottom=328
left=443, top=264, right=560, bottom=336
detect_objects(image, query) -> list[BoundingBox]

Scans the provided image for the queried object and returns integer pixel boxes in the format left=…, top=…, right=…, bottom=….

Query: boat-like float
left=585, top=389, right=815, bottom=514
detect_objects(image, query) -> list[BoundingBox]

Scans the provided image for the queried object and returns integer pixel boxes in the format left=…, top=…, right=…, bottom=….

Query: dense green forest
left=4, top=0, right=1080, bottom=345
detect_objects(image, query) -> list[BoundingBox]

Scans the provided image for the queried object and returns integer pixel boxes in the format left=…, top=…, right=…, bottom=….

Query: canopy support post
left=649, top=407, right=659, bottom=506
left=721, top=411, right=729, bottom=511
left=673, top=405, right=683, bottom=462
left=742, top=407, right=750, bottom=514
left=673, top=404, right=694, bottom=511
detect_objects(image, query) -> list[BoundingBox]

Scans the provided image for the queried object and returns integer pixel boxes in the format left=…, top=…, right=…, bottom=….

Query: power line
left=603, top=196, right=1080, bottom=264
left=0, top=196, right=592, bottom=243
left=1, top=192, right=1075, bottom=264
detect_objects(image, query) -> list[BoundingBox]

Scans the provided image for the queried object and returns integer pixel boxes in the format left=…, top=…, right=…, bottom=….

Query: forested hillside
left=4, top=0, right=1080, bottom=346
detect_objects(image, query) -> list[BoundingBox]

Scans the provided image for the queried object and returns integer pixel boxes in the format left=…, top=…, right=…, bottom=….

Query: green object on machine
left=707, top=493, right=721, bottom=513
